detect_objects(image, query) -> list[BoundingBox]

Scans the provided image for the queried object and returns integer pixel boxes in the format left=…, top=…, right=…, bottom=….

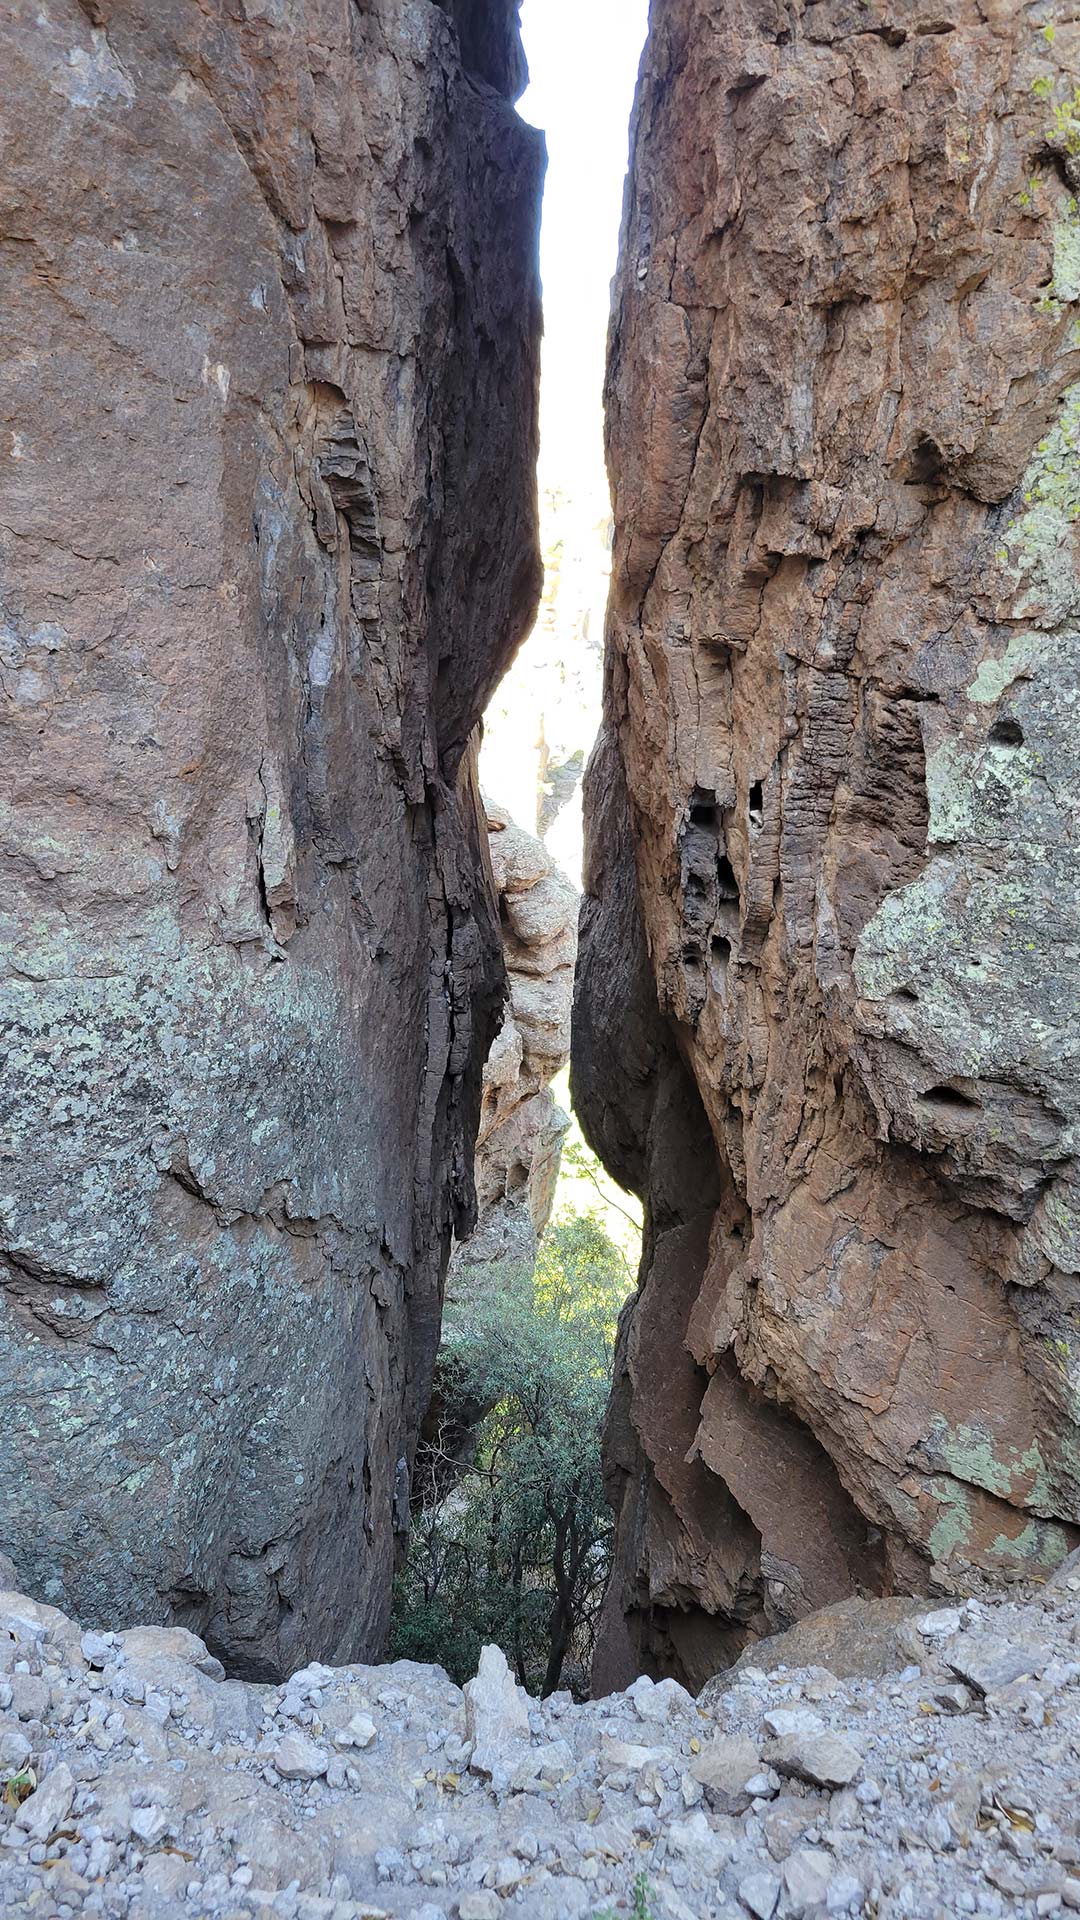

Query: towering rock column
left=454, top=801, right=578, bottom=1279
left=577, top=0, right=1080, bottom=1690
left=0, top=0, right=543, bottom=1677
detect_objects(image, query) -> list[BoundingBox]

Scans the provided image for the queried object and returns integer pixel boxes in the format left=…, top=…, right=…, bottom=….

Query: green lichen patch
left=1001, top=381, right=1080, bottom=620
left=967, top=631, right=1036, bottom=704
left=922, top=1417, right=1053, bottom=1509
left=928, top=1480, right=972, bottom=1563
left=1053, top=200, right=1080, bottom=303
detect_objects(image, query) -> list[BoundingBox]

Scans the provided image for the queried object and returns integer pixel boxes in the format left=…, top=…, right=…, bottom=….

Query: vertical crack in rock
left=0, top=0, right=543, bottom=1678
left=576, top=0, right=1080, bottom=1691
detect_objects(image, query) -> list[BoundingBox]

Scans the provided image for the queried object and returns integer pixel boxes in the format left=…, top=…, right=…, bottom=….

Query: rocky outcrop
left=577, top=0, right=1080, bottom=1690
left=0, top=0, right=542, bottom=1677
left=453, top=801, right=577, bottom=1277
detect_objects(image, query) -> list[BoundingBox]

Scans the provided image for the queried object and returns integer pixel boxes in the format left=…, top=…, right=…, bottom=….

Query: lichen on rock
left=0, top=0, right=543, bottom=1678
left=576, top=0, right=1080, bottom=1690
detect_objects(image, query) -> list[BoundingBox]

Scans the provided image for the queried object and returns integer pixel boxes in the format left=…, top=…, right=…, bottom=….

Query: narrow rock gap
left=390, top=0, right=649, bottom=1706
left=4, top=1, right=1080, bottom=1914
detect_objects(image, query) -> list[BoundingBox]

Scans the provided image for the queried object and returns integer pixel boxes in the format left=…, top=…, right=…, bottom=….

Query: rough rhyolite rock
left=463, top=1642, right=530, bottom=1781
left=577, top=0, right=1080, bottom=1689
left=0, top=0, right=542, bottom=1676
left=452, top=799, right=577, bottom=1276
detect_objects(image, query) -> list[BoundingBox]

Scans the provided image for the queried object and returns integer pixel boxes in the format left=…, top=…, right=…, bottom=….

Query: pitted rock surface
left=0, top=0, right=543, bottom=1676
left=574, top=0, right=1080, bottom=1688
left=2, top=1578, right=1080, bottom=1918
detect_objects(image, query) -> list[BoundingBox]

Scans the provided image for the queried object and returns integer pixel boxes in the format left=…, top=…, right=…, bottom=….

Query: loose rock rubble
left=3, top=1572, right=1080, bottom=1919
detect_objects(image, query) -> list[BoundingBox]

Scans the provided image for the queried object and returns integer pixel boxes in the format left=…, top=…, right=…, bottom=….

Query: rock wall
left=576, top=0, right=1080, bottom=1692
left=0, top=0, right=543, bottom=1677
left=452, top=800, right=577, bottom=1279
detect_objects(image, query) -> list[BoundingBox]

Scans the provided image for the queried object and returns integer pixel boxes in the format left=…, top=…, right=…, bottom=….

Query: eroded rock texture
left=0, top=0, right=542, bottom=1676
left=577, top=0, right=1080, bottom=1692
left=453, top=800, right=577, bottom=1277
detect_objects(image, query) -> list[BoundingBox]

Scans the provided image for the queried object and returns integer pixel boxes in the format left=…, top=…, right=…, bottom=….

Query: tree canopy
left=389, top=1212, right=631, bottom=1698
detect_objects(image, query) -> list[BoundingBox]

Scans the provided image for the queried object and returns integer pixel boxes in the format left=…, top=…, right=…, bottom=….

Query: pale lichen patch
left=1000, top=382, right=1080, bottom=621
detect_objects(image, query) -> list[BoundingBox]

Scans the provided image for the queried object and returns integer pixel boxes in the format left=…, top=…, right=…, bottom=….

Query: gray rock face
left=575, top=0, right=1080, bottom=1688
left=0, top=0, right=542, bottom=1676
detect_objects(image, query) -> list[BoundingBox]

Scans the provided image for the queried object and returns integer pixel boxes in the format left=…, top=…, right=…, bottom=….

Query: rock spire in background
left=451, top=801, right=578, bottom=1282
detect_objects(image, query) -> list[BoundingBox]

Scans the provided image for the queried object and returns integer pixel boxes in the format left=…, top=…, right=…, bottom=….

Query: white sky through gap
left=480, top=1, right=649, bottom=880
left=518, top=0, right=650, bottom=486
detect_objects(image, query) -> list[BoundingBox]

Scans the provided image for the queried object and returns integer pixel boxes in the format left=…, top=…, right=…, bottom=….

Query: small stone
left=782, top=1848, right=835, bottom=1917
left=825, top=1872, right=864, bottom=1913
left=80, top=1631, right=111, bottom=1669
left=510, top=1738, right=573, bottom=1790
left=458, top=1895, right=501, bottom=1920
left=924, top=1809, right=953, bottom=1853
left=600, top=1734, right=669, bottom=1774
left=934, top=1683, right=973, bottom=1714
left=764, top=1731, right=862, bottom=1789
left=745, top=1771, right=777, bottom=1799
left=9, top=1673, right=49, bottom=1720
left=336, top=1711, right=377, bottom=1750
left=664, top=1811, right=734, bottom=1874
left=762, top=1707, right=824, bottom=1739
left=1062, top=1882, right=1080, bottom=1911
left=130, top=1804, right=167, bottom=1845
left=628, top=1674, right=695, bottom=1723
left=464, top=1645, right=530, bottom=1780
left=16, top=1762, right=75, bottom=1841
left=739, top=1869, right=781, bottom=1919
left=947, top=1635, right=1051, bottom=1696
left=272, top=1731, right=329, bottom=1780
left=690, top=1734, right=762, bottom=1815
left=856, top=1780, right=882, bottom=1806
left=0, top=1725, right=31, bottom=1770
left=916, top=1609, right=962, bottom=1639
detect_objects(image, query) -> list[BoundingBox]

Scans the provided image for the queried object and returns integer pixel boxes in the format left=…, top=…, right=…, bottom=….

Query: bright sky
left=479, top=1, right=649, bottom=877
left=517, top=0, right=649, bottom=488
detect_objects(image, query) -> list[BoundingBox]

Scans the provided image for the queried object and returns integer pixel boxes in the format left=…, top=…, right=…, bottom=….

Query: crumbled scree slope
left=3, top=1572, right=1080, bottom=1918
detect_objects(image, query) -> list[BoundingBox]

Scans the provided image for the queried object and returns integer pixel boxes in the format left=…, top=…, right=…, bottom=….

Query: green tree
left=390, top=1212, right=629, bottom=1698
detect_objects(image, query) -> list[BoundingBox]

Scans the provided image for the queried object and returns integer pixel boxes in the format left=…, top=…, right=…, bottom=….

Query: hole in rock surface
left=989, top=716, right=1025, bottom=746
left=710, top=934, right=731, bottom=995
left=392, top=0, right=648, bottom=1702
left=918, top=1082, right=983, bottom=1118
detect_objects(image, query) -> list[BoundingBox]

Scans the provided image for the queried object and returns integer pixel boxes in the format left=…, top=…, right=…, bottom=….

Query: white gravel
left=2, top=1570, right=1080, bottom=1919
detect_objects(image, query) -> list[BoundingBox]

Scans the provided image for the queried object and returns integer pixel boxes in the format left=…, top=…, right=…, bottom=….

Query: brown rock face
left=577, top=0, right=1080, bottom=1691
left=0, top=0, right=542, bottom=1676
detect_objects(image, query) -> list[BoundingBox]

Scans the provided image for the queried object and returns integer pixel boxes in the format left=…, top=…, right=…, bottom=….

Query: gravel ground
left=2, top=1563, right=1080, bottom=1920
